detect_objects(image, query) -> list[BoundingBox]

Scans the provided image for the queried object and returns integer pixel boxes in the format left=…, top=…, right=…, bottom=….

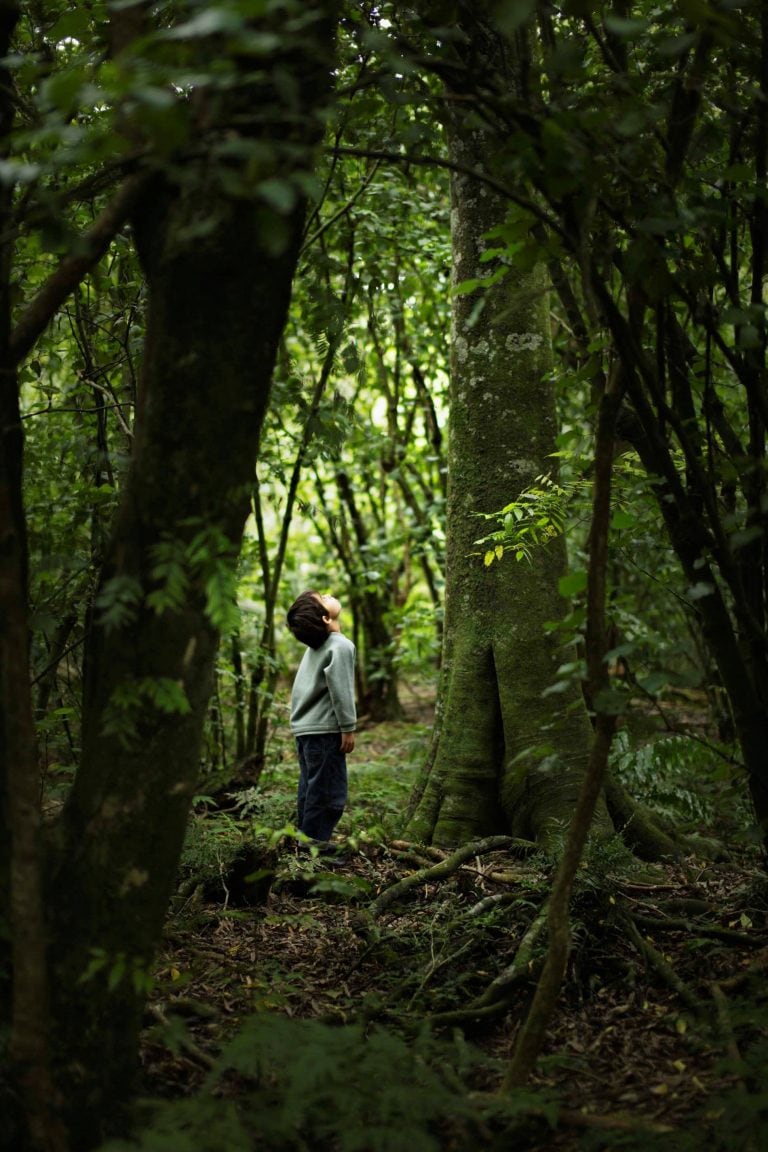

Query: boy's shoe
left=318, top=839, right=349, bottom=857
left=294, top=839, right=345, bottom=859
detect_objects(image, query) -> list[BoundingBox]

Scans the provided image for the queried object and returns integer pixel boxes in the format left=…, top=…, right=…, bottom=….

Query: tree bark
left=406, top=62, right=608, bottom=846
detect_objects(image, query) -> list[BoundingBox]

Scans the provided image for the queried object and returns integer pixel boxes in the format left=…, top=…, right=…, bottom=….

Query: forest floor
left=135, top=687, right=768, bottom=1152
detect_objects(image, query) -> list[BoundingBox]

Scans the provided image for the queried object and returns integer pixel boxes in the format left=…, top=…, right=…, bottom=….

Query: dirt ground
left=142, top=836, right=768, bottom=1150
left=138, top=690, right=768, bottom=1150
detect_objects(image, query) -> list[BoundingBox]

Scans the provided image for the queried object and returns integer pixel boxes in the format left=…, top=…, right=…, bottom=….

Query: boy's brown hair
left=287, top=590, right=328, bottom=649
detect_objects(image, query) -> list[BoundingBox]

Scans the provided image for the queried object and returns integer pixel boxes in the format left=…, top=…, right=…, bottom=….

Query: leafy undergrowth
left=107, top=698, right=768, bottom=1152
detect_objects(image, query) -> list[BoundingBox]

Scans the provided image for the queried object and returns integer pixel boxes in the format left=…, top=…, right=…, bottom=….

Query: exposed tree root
left=148, top=829, right=768, bottom=1146
left=623, top=916, right=701, bottom=1014
left=426, top=1000, right=513, bottom=1028
left=551, top=1108, right=675, bottom=1136
left=471, top=1093, right=676, bottom=1135
left=418, top=887, right=763, bottom=1056
left=716, top=947, right=768, bottom=991
left=373, top=830, right=761, bottom=1068
left=389, top=837, right=536, bottom=861
left=389, top=840, right=449, bottom=859
left=369, top=835, right=518, bottom=918
left=425, top=903, right=549, bottom=1028
left=710, top=982, right=744, bottom=1069
left=604, top=775, right=685, bottom=860
left=708, top=983, right=757, bottom=1152
left=470, top=904, right=549, bottom=1009
left=632, top=912, right=766, bottom=948
left=468, top=892, right=520, bottom=917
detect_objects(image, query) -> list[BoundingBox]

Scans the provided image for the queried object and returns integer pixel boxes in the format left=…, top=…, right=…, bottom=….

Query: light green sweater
left=290, top=632, right=357, bottom=736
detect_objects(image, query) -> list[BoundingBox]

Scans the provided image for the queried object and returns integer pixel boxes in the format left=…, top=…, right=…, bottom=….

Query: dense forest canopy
left=2, top=0, right=768, bottom=1149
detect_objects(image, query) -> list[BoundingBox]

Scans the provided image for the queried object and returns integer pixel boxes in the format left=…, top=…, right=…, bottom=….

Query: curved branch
left=10, top=172, right=148, bottom=365
left=332, top=145, right=567, bottom=239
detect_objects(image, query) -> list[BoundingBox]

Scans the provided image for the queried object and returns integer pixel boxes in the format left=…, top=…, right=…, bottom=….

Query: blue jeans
left=296, top=733, right=348, bottom=843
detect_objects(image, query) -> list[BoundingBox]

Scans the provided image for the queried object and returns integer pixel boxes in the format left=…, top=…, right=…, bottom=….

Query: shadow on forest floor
left=129, top=689, right=768, bottom=1152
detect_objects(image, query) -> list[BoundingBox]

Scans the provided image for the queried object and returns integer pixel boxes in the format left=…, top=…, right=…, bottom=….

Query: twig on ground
left=426, top=902, right=548, bottom=1027
left=618, top=881, right=681, bottom=893
left=147, top=1005, right=216, bottom=1069
left=408, top=936, right=476, bottom=1010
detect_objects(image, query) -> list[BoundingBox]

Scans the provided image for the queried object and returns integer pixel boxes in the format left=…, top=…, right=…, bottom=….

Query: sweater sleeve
left=324, top=637, right=357, bottom=732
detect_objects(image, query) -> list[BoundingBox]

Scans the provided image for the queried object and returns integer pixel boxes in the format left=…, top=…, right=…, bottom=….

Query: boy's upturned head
left=287, top=590, right=341, bottom=649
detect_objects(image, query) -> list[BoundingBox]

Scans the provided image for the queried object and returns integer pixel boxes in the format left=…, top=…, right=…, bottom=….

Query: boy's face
left=315, top=593, right=342, bottom=631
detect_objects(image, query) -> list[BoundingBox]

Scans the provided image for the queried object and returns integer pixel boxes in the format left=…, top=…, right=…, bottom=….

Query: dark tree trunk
left=0, top=4, right=69, bottom=1147
left=26, top=7, right=340, bottom=1146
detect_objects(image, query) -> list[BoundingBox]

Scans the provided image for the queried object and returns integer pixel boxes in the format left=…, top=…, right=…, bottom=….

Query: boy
left=286, top=590, right=356, bottom=846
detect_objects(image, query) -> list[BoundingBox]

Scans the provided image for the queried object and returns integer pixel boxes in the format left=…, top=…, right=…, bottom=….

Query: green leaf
left=603, top=15, right=649, bottom=37
left=655, top=31, right=697, bottom=56
left=95, top=575, right=143, bottom=633
left=163, top=8, right=242, bottom=40
left=558, top=570, right=587, bottom=597
left=79, top=949, right=108, bottom=984
left=41, top=66, right=90, bottom=112
left=490, top=0, right=537, bottom=34
left=686, top=582, right=715, bottom=601
left=592, top=687, right=629, bottom=716
left=611, top=508, right=637, bottom=530
left=49, top=10, right=92, bottom=42
left=309, top=875, right=370, bottom=899
left=143, top=678, right=192, bottom=715
left=730, top=526, right=763, bottom=550
left=204, top=568, right=239, bottom=631
left=258, top=178, right=299, bottom=214
left=108, top=954, right=126, bottom=991
left=637, top=672, right=670, bottom=695
left=453, top=266, right=508, bottom=295
left=0, top=159, right=41, bottom=186
left=737, top=325, right=762, bottom=350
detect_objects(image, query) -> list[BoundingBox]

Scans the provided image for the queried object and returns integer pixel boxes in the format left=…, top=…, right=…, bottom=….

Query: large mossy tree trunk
left=28, top=7, right=339, bottom=1147
left=406, top=98, right=608, bottom=847
left=406, top=7, right=685, bottom=860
